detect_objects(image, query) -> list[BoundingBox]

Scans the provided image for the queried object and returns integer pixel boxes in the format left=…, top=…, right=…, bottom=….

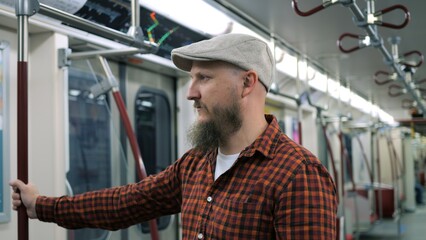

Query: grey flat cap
left=171, top=33, right=273, bottom=91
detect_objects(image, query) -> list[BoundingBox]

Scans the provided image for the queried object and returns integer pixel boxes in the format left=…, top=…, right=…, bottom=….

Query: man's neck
left=219, top=115, right=268, bottom=155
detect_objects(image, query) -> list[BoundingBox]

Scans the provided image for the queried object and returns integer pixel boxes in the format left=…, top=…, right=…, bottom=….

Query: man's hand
left=9, top=179, right=39, bottom=219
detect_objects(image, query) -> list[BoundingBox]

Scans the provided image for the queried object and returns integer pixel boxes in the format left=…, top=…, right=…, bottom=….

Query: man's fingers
left=12, top=191, right=21, bottom=200
left=12, top=199, right=22, bottom=207
left=9, top=179, right=25, bottom=191
left=10, top=180, right=26, bottom=211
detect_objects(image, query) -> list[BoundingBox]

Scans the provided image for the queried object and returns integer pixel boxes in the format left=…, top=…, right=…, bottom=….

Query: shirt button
left=207, top=196, right=213, bottom=203
left=197, top=233, right=204, bottom=239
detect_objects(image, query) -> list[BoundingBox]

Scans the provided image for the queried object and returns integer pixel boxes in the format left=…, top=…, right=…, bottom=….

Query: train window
left=134, top=87, right=172, bottom=232
left=67, top=68, right=111, bottom=240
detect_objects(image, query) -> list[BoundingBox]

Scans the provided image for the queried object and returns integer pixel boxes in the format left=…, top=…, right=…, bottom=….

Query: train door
left=66, top=58, right=178, bottom=240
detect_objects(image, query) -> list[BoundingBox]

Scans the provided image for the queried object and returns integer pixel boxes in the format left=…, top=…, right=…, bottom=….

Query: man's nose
left=186, top=80, right=200, bottom=100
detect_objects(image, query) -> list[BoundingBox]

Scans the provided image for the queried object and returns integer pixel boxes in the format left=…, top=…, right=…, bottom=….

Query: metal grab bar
left=401, top=50, right=424, bottom=68
left=388, top=84, right=406, bottom=97
left=374, top=70, right=395, bottom=85
left=373, top=4, right=410, bottom=29
left=291, top=0, right=338, bottom=17
left=337, top=33, right=369, bottom=53
left=38, top=3, right=158, bottom=51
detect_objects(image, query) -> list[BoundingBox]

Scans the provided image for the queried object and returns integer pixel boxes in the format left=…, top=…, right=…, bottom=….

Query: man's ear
left=241, top=70, right=258, bottom=97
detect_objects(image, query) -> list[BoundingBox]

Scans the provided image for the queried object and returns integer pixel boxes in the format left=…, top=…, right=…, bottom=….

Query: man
left=11, top=33, right=337, bottom=239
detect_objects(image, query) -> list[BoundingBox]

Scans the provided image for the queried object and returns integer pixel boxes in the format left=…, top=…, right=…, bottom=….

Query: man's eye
left=200, top=75, right=211, bottom=81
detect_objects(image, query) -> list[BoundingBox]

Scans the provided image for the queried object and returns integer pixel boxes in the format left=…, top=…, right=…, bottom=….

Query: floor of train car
left=359, top=186, right=426, bottom=240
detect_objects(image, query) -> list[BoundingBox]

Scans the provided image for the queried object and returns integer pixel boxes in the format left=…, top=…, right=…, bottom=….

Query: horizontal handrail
left=38, top=3, right=158, bottom=51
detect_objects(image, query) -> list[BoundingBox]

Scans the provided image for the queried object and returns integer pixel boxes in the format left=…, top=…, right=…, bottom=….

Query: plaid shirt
left=36, top=115, right=337, bottom=239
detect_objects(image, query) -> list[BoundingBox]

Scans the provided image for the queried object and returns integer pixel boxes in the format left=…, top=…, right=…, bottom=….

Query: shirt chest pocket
left=209, top=197, right=272, bottom=239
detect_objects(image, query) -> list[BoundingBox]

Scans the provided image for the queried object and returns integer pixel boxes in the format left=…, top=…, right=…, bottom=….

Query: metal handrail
left=38, top=3, right=158, bottom=52
left=344, top=2, right=426, bottom=114
left=291, top=0, right=425, bottom=114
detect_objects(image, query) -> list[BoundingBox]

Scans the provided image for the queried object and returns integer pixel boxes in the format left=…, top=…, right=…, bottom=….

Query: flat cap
left=171, top=33, right=273, bottom=91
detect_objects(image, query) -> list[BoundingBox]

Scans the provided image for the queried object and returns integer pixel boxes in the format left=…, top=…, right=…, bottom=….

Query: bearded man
left=11, top=33, right=337, bottom=239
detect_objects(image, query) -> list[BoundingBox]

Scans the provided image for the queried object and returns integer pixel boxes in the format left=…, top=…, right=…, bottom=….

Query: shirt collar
left=239, top=114, right=281, bottom=160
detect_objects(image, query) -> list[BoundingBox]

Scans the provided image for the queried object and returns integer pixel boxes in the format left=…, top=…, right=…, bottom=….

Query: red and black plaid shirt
left=36, top=115, right=337, bottom=239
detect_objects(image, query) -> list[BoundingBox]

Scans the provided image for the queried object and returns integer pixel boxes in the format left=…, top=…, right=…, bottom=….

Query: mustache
left=193, top=100, right=206, bottom=109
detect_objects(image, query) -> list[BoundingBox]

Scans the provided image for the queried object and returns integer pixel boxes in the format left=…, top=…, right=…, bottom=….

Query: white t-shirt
left=214, top=149, right=240, bottom=181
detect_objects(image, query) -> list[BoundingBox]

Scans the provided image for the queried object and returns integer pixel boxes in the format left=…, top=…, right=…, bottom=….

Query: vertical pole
left=297, top=107, right=302, bottom=145
left=127, top=0, right=144, bottom=43
left=98, top=57, right=160, bottom=240
left=131, top=0, right=140, bottom=28
left=17, top=14, right=29, bottom=240
left=16, top=1, right=39, bottom=240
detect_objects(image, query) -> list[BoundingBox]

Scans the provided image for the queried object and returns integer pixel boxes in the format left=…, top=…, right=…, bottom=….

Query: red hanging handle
left=401, top=50, right=423, bottom=68
left=388, top=84, right=405, bottom=97
left=374, top=4, right=410, bottom=29
left=337, top=33, right=368, bottom=53
left=292, top=0, right=335, bottom=17
left=374, top=70, right=395, bottom=85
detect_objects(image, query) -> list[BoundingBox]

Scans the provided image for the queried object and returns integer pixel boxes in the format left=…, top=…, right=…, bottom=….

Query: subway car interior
left=1, top=0, right=426, bottom=239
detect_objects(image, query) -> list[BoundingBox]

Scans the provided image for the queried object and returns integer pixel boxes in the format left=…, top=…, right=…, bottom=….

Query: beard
left=187, top=97, right=242, bottom=153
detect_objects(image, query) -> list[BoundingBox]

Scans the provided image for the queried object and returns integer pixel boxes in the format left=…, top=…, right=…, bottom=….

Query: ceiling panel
left=209, top=0, right=426, bottom=120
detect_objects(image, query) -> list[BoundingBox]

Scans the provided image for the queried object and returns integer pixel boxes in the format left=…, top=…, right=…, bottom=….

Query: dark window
left=67, top=68, right=111, bottom=240
left=135, top=87, right=172, bottom=232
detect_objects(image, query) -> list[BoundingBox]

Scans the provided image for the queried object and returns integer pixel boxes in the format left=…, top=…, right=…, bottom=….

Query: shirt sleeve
left=274, top=162, right=338, bottom=239
left=36, top=162, right=182, bottom=230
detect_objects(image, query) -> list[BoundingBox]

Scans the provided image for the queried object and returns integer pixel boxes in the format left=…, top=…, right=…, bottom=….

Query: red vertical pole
left=16, top=1, right=39, bottom=240
left=298, top=121, right=303, bottom=145
left=112, top=91, right=160, bottom=240
left=100, top=53, right=159, bottom=240
left=17, top=60, right=29, bottom=240
left=17, top=13, right=29, bottom=240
